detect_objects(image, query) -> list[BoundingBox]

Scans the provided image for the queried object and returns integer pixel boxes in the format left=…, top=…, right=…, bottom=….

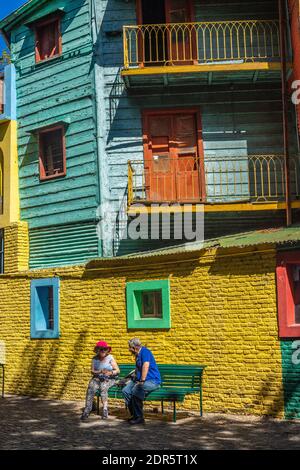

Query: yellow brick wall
left=0, top=246, right=284, bottom=417
left=4, top=221, right=29, bottom=273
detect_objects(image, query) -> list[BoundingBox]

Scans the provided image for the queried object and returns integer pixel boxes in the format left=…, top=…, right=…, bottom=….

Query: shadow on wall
left=11, top=330, right=89, bottom=399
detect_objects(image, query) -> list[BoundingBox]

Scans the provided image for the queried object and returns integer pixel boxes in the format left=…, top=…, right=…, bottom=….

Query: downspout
left=279, top=0, right=292, bottom=226
left=90, top=0, right=111, bottom=257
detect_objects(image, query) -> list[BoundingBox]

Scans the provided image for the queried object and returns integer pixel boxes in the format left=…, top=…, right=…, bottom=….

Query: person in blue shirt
left=122, top=338, right=161, bottom=425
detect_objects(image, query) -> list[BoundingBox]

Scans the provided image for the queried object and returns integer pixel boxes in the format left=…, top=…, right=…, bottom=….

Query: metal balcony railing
left=128, top=155, right=300, bottom=205
left=123, top=20, right=280, bottom=68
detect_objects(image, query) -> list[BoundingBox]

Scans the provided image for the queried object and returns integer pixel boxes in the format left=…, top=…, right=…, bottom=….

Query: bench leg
left=173, top=401, right=176, bottom=423
left=97, top=395, right=100, bottom=416
left=161, top=400, right=164, bottom=415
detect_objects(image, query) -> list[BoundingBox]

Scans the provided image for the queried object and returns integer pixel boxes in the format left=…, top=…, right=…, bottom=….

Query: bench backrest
left=118, top=364, right=205, bottom=390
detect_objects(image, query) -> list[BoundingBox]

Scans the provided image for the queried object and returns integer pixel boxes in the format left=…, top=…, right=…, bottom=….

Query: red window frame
left=38, top=125, right=66, bottom=181
left=34, top=14, right=62, bottom=63
left=276, top=251, right=300, bottom=338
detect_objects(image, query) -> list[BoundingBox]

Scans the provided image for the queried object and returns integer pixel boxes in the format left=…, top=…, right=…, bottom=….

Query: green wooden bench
left=96, top=364, right=206, bottom=422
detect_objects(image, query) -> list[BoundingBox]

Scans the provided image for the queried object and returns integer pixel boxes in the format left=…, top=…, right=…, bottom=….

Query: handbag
left=115, top=369, right=136, bottom=388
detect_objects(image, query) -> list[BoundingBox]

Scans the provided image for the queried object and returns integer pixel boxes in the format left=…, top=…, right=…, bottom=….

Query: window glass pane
left=141, top=290, right=162, bottom=318
left=35, top=286, right=54, bottom=331
left=40, top=128, right=64, bottom=177
left=36, top=20, right=59, bottom=61
left=293, top=266, right=300, bottom=324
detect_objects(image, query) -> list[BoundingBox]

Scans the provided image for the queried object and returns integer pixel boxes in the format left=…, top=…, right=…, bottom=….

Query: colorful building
left=0, top=0, right=299, bottom=419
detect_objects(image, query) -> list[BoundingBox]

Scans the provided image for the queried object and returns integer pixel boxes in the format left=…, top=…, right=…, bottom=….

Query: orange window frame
left=34, top=15, right=62, bottom=63
left=38, top=125, right=66, bottom=181
left=276, top=251, right=300, bottom=338
left=142, top=108, right=206, bottom=202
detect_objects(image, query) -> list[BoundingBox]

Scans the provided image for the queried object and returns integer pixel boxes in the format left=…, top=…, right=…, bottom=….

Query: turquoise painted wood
left=13, top=0, right=97, bottom=229
left=4, top=0, right=101, bottom=266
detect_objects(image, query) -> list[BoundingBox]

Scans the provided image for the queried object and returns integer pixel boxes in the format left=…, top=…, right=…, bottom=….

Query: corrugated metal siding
left=29, top=222, right=99, bottom=269
left=115, top=210, right=289, bottom=256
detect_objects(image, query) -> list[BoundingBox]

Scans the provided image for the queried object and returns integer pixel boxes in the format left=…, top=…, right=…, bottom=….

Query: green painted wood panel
left=10, top=0, right=99, bottom=231
left=29, top=222, right=99, bottom=269
left=281, top=340, right=300, bottom=419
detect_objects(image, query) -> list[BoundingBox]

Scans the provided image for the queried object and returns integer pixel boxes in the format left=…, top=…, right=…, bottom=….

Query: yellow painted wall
left=0, top=120, right=19, bottom=227
left=4, top=221, right=29, bottom=273
left=0, top=227, right=284, bottom=417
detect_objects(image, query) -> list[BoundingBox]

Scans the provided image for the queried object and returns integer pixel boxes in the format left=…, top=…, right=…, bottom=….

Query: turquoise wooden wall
left=9, top=0, right=100, bottom=266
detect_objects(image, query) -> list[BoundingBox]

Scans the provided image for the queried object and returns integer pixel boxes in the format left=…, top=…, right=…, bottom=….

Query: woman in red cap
left=81, top=341, right=120, bottom=420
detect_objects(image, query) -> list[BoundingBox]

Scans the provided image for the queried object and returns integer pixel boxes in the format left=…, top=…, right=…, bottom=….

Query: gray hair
left=128, top=338, right=142, bottom=349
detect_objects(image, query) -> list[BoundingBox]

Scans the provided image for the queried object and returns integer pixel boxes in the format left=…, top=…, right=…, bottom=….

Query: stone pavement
left=0, top=396, right=300, bottom=450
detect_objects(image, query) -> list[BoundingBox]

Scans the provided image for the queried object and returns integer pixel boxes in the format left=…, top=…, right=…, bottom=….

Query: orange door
left=165, top=0, right=195, bottom=64
left=144, top=112, right=202, bottom=202
left=173, top=113, right=201, bottom=202
left=144, top=115, right=176, bottom=202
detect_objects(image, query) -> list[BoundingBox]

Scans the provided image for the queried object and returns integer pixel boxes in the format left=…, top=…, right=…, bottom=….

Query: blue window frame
left=30, top=278, right=60, bottom=339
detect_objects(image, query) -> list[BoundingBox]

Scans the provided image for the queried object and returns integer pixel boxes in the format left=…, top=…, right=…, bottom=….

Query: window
left=126, top=280, right=171, bottom=329
left=30, top=278, right=60, bottom=339
left=141, top=290, right=163, bottom=318
left=34, top=16, right=61, bottom=63
left=39, top=126, right=66, bottom=180
left=276, top=252, right=300, bottom=338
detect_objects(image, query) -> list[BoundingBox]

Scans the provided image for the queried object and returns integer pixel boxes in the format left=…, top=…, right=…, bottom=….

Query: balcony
left=127, top=155, right=300, bottom=213
left=122, top=20, right=284, bottom=88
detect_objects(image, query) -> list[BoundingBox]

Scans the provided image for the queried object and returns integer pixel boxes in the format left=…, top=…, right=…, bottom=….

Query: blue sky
left=0, top=0, right=28, bottom=53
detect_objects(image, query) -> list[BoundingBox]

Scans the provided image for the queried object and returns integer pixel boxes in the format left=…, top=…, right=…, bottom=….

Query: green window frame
left=126, top=280, right=171, bottom=329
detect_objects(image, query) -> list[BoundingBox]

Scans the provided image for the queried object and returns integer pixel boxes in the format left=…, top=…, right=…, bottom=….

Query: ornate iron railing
left=128, top=155, right=300, bottom=205
left=123, top=20, right=280, bottom=68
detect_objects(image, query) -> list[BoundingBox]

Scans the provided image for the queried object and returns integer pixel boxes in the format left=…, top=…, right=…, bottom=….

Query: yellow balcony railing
left=128, top=155, right=300, bottom=206
left=123, top=20, right=280, bottom=68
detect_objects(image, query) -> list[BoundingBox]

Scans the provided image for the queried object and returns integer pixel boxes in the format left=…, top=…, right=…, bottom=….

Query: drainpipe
left=90, top=0, right=112, bottom=257
left=279, top=0, right=292, bottom=226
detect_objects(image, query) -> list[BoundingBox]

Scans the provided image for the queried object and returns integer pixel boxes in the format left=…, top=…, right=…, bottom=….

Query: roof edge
left=0, top=0, right=49, bottom=36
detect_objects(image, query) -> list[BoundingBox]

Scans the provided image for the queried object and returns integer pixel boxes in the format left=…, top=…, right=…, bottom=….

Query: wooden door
left=144, top=115, right=176, bottom=202
left=173, top=113, right=200, bottom=201
left=165, top=0, right=195, bottom=64
left=144, top=111, right=202, bottom=202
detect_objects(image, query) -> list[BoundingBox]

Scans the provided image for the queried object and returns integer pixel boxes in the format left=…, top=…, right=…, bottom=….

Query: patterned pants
left=83, top=377, right=116, bottom=415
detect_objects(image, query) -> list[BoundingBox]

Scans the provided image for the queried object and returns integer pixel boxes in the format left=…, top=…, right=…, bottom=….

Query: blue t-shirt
left=136, top=347, right=161, bottom=384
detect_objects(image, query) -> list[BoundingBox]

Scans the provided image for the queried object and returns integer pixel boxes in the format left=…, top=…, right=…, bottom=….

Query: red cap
left=95, top=341, right=111, bottom=352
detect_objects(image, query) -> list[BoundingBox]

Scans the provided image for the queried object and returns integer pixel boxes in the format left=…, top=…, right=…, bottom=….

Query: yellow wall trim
left=0, top=120, right=20, bottom=227
left=122, top=62, right=285, bottom=77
